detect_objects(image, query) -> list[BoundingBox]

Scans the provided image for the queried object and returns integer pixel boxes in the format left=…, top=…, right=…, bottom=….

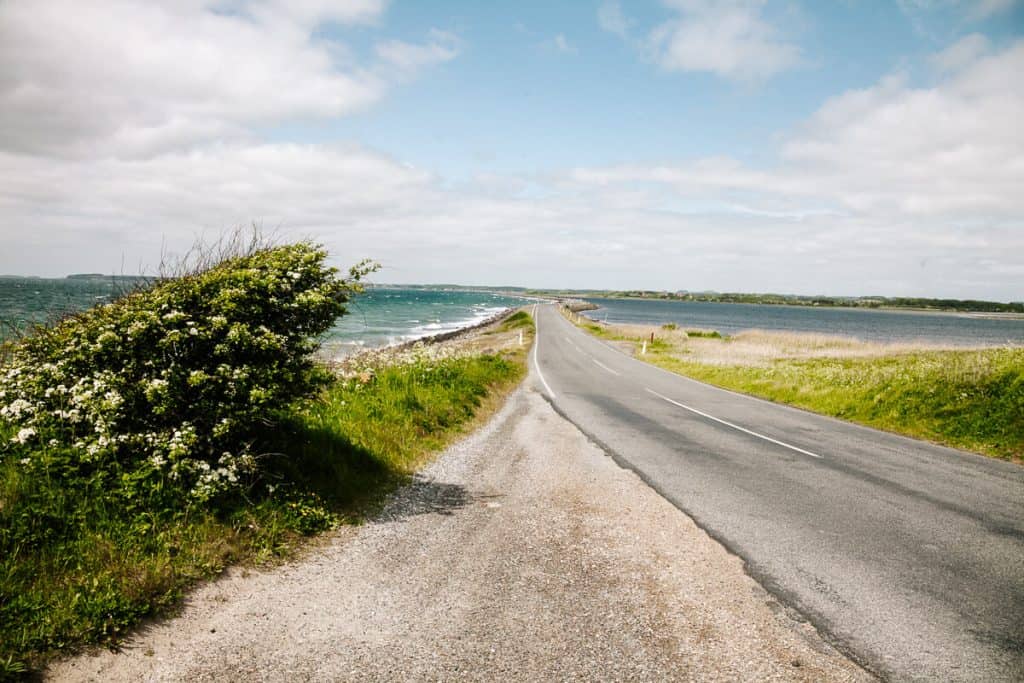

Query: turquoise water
left=582, top=297, right=1024, bottom=346
left=0, top=278, right=528, bottom=353
left=326, top=287, right=528, bottom=355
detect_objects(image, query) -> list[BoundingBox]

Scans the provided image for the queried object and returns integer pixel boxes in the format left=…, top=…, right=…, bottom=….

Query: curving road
left=530, top=303, right=1024, bottom=682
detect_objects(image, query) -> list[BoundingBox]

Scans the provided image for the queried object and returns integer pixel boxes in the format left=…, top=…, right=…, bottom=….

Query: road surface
left=531, top=303, right=1024, bottom=681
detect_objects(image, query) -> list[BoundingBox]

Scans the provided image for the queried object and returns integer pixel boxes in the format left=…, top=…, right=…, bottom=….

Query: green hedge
left=0, top=244, right=368, bottom=512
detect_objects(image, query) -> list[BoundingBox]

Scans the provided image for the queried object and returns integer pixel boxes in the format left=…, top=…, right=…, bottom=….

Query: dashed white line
left=645, top=388, right=823, bottom=459
left=532, top=305, right=556, bottom=399
left=562, top=335, right=583, bottom=353
left=591, top=358, right=621, bottom=376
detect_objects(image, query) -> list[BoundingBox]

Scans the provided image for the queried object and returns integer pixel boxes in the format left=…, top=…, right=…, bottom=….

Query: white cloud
left=931, top=33, right=991, bottom=71
left=567, top=39, right=1024, bottom=297
left=0, top=6, right=1020, bottom=300
left=577, top=39, right=1024, bottom=218
left=0, top=1, right=412, bottom=160
left=375, top=30, right=460, bottom=74
left=780, top=41, right=1024, bottom=218
left=648, top=0, right=800, bottom=80
left=598, top=1, right=632, bottom=38
left=248, top=0, right=387, bottom=27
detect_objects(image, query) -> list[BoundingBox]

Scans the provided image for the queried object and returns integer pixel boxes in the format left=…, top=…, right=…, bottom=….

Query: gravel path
left=49, top=385, right=871, bottom=681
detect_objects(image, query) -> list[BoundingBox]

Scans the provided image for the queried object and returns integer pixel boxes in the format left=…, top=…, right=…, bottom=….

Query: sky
left=1, top=1, right=1022, bottom=300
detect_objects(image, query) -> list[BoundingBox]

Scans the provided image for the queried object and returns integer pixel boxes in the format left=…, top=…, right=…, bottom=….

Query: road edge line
left=645, top=387, right=824, bottom=459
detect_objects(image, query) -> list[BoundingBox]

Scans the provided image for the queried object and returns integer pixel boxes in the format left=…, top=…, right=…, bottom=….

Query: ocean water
left=582, top=297, right=1024, bottom=346
left=0, top=278, right=528, bottom=353
left=325, top=287, right=527, bottom=355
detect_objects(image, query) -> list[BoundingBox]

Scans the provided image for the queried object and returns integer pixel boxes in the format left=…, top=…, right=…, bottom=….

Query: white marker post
left=519, top=330, right=523, bottom=346
left=641, top=340, right=647, bottom=355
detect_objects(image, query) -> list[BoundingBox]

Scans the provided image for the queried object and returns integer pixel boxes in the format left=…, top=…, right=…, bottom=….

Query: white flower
left=1, top=398, right=33, bottom=419
left=13, top=427, right=36, bottom=444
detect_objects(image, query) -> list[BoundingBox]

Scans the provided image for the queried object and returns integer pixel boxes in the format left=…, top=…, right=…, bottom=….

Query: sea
left=0, top=277, right=528, bottom=356
left=581, top=297, right=1024, bottom=347
left=2, top=277, right=1022, bottom=351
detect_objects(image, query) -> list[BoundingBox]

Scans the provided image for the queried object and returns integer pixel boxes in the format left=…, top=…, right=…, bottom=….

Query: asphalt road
left=530, top=303, right=1024, bottom=682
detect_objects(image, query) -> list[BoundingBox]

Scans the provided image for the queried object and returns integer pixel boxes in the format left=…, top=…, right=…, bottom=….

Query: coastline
left=582, top=294, right=1024, bottom=318
left=319, top=306, right=523, bottom=366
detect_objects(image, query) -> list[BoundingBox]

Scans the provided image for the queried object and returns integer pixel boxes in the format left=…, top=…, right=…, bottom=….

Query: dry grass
left=567, top=308, right=990, bottom=367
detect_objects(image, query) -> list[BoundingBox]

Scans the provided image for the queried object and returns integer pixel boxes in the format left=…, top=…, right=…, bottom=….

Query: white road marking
left=562, top=335, right=583, bottom=353
left=591, top=358, right=621, bottom=376
left=645, top=388, right=823, bottom=459
left=532, top=305, right=556, bottom=399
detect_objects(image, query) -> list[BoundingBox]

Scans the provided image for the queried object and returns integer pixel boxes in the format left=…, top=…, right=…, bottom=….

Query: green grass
left=0, top=333, right=528, bottom=676
left=498, top=310, right=533, bottom=331
left=265, top=351, right=525, bottom=511
left=647, top=347, right=1024, bottom=461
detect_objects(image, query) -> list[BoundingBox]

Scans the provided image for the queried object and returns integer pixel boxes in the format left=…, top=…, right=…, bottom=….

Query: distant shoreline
left=525, top=289, right=1024, bottom=316
left=578, top=295, right=1024, bottom=320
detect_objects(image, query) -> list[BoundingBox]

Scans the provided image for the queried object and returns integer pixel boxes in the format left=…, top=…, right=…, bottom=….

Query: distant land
left=370, top=284, right=1020, bottom=314
left=522, top=289, right=1024, bottom=314
left=377, top=283, right=1022, bottom=314
left=65, top=273, right=151, bottom=282
left=1, top=278, right=1020, bottom=314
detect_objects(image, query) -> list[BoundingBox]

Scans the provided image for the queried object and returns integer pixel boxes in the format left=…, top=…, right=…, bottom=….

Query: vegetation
left=564, top=309, right=1023, bottom=461
left=0, top=242, right=531, bottom=675
left=651, top=349, right=1023, bottom=461
left=274, top=343, right=525, bottom=513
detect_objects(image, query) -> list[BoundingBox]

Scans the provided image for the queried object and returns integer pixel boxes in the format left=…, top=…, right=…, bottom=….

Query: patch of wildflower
left=334, top=340, right=476, bottom=379
left=0, top=244, right=377, bottom=502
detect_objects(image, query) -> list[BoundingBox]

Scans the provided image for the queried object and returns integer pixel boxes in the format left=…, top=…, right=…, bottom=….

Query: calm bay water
left=0, top=278, right=528, bottom=353
left=582, top=297, right=1024, bottom=346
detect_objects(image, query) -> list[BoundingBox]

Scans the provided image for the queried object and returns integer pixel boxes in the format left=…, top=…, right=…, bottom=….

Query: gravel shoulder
left=49, top=380, right=871, bottom=681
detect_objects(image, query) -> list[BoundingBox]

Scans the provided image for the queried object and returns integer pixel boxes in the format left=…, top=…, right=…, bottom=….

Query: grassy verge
left=0, top=313, right=532, bottom=676
left=562, top=308, right=1023, bottom=462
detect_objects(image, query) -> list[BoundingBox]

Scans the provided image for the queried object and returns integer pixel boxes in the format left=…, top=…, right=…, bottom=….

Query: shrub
left=0, top=243, right=374, bottom=508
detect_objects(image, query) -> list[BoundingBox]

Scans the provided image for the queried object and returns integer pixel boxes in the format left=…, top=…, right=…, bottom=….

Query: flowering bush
left=0, top=243, right=373, bottom=502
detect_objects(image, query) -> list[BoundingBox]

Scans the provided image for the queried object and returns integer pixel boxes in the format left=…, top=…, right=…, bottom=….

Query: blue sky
left=307, top=1, right=1022, bottom=176
left=1, top=1, right=1022, bottom=299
